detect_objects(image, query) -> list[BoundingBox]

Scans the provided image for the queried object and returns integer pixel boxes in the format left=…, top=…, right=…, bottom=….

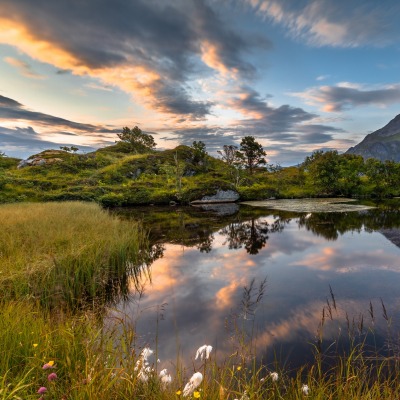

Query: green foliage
left=190, top=140, right=208, bottom=168
left=303, top=150, right=341, bottom=194
left=116, top=126, right=156, bottom=154
left=239, top=136, right=267, bottom=174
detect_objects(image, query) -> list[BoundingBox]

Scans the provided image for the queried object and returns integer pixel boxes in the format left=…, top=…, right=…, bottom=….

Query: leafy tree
left=116, top=126, right=156, bottom=154
left=239, top=136, right=267, bottom=174
left=60, top=146, right=79, bottom=153
left=190, top=141, right=208, bottom=167
left=337, top=154, right=364, bottom=195
left=303, top=150, right=341, bottom=194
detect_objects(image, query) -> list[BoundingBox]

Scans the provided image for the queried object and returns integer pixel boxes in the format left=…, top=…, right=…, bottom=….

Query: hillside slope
left=346, top=114, right=400, bottom=161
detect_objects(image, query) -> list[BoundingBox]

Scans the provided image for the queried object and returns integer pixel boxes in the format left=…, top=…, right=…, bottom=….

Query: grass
left=2, top=298, right=400, bottom=399
left=0, top=201, right=149, bottom=310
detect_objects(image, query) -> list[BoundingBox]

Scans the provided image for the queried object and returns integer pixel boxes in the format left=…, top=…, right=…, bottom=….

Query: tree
left=190, top=141, right=208, bottom=166
left=239, top=136, right=267, bottom=174
left=217, top=144, right=245, bottom=187
left=217, top=145, right=243, bottom=167
left=60, top=146, right=79, bottom=153
left=303, top=150, right=341, bottom=194
left=116, top=126, right=156, bottom=154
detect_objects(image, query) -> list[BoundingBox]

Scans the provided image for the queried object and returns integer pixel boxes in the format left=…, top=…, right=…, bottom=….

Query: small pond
left=111, top=199, right=400, bottom=371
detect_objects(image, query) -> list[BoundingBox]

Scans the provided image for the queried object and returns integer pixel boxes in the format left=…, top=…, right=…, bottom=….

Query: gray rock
left=190, top=189, right=239, bottom=204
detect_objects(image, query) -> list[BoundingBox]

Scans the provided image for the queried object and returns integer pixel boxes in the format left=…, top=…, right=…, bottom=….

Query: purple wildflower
left=37, top=386, right=47, bottom=394
left=48, top=372, right=58, bottom=381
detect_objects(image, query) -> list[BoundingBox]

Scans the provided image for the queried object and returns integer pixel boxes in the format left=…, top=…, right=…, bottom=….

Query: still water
left=113, top=201, right=400, bottom=370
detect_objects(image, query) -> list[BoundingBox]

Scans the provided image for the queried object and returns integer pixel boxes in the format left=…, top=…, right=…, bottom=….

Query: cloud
left=164, top=87, right=345, bottom=164
left=293, top=83, right=400, bottom=112
left=4, top=56, right=45, bottom=79
left=0, top=95, right=122, bottom=157
left=0, top=95, right=118, bottom=133
left=244, top=0, right=400, bottom=47
left=0, top=0, right=268, bottom=120
left=0, top=126, right=96, bottom=158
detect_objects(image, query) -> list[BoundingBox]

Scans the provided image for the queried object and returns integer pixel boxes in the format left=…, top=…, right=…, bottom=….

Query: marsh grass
left=0, top=202, right=148, bottom=309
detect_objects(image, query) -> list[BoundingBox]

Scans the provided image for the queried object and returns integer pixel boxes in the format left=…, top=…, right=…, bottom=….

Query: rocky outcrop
left=190, top=189, right=239, bottom=204
left=346, top=114, right=400, bottom=161
left=18, top=157, right=63, bottom=168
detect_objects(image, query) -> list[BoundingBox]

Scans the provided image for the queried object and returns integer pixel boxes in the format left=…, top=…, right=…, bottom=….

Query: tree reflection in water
left=220, top=216, right=288, bottom=254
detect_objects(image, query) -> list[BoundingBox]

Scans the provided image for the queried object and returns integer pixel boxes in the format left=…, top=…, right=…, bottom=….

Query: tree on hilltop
left=116, top=126, right=156, bottom=154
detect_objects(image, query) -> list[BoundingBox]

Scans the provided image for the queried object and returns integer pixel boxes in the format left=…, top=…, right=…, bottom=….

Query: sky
left=1, top=0, right=400, bottom=165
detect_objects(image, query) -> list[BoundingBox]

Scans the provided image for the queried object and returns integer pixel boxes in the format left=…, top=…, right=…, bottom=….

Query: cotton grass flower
left=159, top=368, right=172, bottom=385
left=135, top=347, right=154, bottom=382
left=270, top=372, right=279, bottom=382
left=183, top=372, right=203, bottom=397
left=195, top=344, right=212, bottom=360
left=302, top=384, right=310, bottom=395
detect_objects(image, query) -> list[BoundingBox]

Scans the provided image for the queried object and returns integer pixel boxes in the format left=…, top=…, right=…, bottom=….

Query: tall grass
left=0, top=202, right=148, bottom=309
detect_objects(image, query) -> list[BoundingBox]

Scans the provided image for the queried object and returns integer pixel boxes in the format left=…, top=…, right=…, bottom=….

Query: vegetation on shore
left=1, top=127, right=400, bottom=206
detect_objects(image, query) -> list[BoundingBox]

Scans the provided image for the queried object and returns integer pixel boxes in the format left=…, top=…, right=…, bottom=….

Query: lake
left=112, top=200, right=400, bottom=371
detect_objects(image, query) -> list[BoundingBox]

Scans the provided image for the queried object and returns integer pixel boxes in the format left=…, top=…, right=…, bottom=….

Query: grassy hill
left=0, top=145, right=290, bottom=206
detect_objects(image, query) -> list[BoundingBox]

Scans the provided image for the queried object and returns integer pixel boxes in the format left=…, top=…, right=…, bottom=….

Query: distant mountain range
left=346, top=114, right=400, bottom=162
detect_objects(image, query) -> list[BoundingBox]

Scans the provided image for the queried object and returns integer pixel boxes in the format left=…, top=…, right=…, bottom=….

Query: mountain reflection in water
left=112, top=203, right=400, bottom=370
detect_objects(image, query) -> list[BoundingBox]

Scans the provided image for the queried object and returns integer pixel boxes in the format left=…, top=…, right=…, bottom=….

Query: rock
left=17, top=157, right=62, bottom=168
left=17, top=159, right=32, bottom=169
left=190, top=189, right=239, bottom=204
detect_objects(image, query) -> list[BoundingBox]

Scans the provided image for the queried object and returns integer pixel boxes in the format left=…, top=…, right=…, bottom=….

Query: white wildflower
left=141, top=347, right=153, bottom=361
left=134, top=347, right=154, bottom=382
left=195, top=345, right=213, bottom=360
left=183, top=372, right=203, bottom=397
left=270, top=372, right=279, bottom=382
left=239, top=390, right=249, bottom=400
left=159, top=369, right=172, bottom=385
left=302, top=384, right=310, bottom=395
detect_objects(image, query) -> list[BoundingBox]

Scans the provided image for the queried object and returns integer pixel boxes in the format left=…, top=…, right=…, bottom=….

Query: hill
left=346, top=114, right=400, bottom=161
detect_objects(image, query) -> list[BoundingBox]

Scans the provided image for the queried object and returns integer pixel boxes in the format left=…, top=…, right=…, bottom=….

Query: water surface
left=113, top=202, right=400, bottom=370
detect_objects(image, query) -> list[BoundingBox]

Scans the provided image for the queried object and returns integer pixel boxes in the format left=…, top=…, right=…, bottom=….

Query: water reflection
left=113, top=202, right=400, bottom=370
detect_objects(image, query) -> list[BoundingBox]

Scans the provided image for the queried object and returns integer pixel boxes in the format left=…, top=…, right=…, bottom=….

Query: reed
left=0, top=202, right=148, bottom=309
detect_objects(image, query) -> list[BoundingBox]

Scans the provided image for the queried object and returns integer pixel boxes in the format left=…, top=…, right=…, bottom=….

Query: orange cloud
left=201, top=40, right=238, bottom=78
left=0, top=18, right=184, bottom=120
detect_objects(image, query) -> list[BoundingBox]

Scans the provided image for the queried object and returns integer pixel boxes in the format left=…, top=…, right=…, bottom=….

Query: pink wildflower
left=38, top=386, right=47, bottom=394
left=47, top=372, right=58, bottom=381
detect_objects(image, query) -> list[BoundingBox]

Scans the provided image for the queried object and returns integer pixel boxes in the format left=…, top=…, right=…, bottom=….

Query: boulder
left=190, top=189, right=239, bottom=204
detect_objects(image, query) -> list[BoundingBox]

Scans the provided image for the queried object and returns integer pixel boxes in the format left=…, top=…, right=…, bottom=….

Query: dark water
left=112, top=201, right=400, bottom=370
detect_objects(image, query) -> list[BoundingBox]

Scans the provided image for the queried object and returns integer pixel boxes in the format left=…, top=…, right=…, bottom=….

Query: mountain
left=346, top=114, right=400, bottom=161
